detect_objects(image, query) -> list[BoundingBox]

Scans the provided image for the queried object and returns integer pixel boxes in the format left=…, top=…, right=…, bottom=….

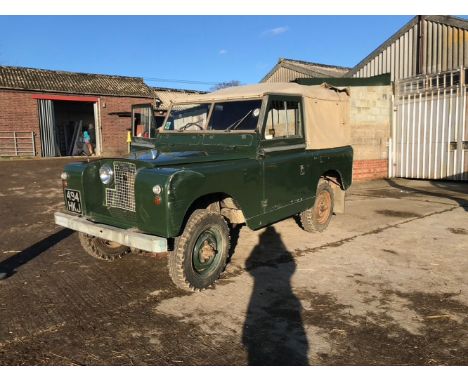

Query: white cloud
left=219, top=49, right=228, bottom=55
left=262, top=26, right=289, bottom=37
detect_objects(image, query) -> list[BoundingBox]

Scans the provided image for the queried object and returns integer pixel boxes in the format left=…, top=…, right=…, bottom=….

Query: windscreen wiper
left=225, top=110, right=253, bottom=132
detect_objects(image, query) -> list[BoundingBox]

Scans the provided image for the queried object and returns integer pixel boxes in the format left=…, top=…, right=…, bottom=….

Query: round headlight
left=152, top=185, right=163, bottom=195
left=99, top=164, right=114, bottom=185
left=60, top=172, right=69, bottom=180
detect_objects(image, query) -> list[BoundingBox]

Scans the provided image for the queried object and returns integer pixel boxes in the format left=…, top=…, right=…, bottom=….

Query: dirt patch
left=297, top=289, right=468, bottom=365
left=375, top=210, right=422, bottom=218
left=447, top=227, right=468, bottom=235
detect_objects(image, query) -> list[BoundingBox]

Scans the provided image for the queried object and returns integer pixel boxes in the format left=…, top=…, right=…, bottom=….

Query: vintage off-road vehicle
left=54, top=83, right=353, bottom=291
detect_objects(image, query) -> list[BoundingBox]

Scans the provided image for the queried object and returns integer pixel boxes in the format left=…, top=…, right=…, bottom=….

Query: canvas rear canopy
left=170, top=82, right=351, bottom=150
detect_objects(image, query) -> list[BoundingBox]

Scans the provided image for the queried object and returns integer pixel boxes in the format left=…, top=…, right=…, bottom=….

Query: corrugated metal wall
left=264, top=66, right=314, bottom=83
left=38, top=99, right=59, bottom=157
left=392, top=69, right=468, bottom=180
left=353, top=18, right=468, bottom=81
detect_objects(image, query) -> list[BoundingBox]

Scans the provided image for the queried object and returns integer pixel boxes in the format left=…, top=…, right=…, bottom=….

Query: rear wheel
left=78, top=232, right=131, bottom=261
left=168, top=209, right=230, bottom=292
left=300, top=180, right=334, bottom=233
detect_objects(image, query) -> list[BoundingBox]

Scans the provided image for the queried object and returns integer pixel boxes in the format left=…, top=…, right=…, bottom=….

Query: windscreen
left=163, top=103, right=210, bottom=131
left=208, top=100, right=262, bottom=131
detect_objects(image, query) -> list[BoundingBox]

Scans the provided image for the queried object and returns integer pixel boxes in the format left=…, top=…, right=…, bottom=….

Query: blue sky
left=0, top=16, right=420, bottom=91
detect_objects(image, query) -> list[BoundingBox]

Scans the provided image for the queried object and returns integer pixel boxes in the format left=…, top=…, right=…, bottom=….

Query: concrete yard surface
left=0, top=159, right=467, bottom=365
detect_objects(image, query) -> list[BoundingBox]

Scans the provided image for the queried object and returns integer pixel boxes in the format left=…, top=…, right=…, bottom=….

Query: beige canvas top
left=170, top=82, right=348, bottom=104
left=168, top=82, right=351, bottom=150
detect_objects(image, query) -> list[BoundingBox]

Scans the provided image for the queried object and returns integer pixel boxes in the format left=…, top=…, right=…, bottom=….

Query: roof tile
left=0, top=66, right=153, bottom=98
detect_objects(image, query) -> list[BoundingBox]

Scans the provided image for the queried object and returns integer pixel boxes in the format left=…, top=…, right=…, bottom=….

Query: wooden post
left=13, top=132, right=18, bottom=156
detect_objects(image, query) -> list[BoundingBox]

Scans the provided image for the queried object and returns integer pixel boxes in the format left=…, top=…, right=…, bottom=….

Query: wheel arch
left=176, top=192, right=246, bottom=236
left=320, top=169, right=346, bottom=214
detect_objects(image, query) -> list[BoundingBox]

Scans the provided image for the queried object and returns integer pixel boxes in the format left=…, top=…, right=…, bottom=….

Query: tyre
left=78, top=232, right=131, bottom=261
left=168, top=209, right=230, bottom=292
left=300, top=180, right=334, bottom=233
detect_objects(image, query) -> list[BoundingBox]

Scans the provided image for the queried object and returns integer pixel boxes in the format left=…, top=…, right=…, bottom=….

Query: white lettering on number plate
left=65, top=189, right=82, bottom=213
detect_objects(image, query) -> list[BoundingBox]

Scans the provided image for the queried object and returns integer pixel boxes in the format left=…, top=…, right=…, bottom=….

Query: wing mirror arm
left=257, top=148, right=266, bottom=159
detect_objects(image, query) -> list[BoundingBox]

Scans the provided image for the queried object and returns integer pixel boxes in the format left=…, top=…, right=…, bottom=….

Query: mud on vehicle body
left=55, top=82, right=353, bottom=291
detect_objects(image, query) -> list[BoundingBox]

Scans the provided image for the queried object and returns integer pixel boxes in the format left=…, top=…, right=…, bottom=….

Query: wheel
left=300, top=180, right=334, bottom=233
left=168, top=209, right=230, bottom=292
left=78, top=232, right=131, bottom=261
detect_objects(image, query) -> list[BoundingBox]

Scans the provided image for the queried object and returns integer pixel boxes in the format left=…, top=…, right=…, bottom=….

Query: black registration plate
left=65, top=189, right=82, bottom=214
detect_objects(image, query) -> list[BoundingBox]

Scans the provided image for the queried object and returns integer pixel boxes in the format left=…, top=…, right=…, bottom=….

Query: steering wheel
left=179, top=122, right=204, bottom=131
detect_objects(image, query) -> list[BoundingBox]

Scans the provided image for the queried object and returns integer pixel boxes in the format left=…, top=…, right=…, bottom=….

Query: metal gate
left=391, top=68, right=468, bottom=180
left=37, top=99, right=59, bottom=157
left=0, top=131, right=36, bottom=156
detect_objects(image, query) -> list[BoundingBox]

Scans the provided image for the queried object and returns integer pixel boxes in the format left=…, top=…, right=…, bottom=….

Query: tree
left=210, top=80, right=241, bottom=91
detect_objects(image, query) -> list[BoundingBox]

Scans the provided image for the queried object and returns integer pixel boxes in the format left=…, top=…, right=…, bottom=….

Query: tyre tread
left=168, top=209, right=230, bottom=292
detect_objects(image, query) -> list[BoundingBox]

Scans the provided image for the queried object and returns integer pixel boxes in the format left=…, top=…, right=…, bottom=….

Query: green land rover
left=54, top=83, right=353, bottom=291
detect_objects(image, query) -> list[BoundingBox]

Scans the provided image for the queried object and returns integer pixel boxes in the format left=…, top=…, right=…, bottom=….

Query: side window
left=264, top=99, right=302, bottom=140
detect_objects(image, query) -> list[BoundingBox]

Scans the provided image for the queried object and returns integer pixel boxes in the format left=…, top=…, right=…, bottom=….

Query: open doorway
left=37, top=98, right=100, bottom=157
left=54, top=101, right=96, bottom=156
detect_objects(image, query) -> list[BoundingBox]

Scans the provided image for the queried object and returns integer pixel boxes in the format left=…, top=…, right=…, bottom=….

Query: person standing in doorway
left=83, top=125, right=94, bottom=156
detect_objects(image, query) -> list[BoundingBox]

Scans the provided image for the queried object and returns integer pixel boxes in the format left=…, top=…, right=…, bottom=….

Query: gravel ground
left=0, top=158, right=467, bottom=365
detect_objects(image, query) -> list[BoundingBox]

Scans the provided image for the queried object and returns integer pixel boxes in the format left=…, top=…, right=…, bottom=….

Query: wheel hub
left=192, top=229, right=221, bottom=274
left=315, top=191, right=331, bottom=224
left=200, top=240, right=216, bottom=262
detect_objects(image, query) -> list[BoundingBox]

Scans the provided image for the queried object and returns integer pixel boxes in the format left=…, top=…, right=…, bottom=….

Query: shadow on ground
left=385, top=178, right=468, bottom=211
left=242, top=226, right=309, bottom=365
left=0, top=229, right=73, bottom=280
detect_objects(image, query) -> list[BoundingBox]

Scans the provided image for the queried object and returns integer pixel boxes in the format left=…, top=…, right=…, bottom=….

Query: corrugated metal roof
left=0, top=66, right=153, bottom=98
left=261, top=58, right=350, bottom=83
left=152, top=87, right=207, bottom=110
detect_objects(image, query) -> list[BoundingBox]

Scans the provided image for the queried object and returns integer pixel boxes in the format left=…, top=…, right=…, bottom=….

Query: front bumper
left=54, top=211, right=168, bottom=252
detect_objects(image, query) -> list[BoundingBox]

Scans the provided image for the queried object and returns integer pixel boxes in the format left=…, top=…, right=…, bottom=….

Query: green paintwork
left=61, top=95, right=353, bottom=240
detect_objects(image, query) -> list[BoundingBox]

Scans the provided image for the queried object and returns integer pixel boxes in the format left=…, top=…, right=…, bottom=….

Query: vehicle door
left=259, top=95, right=310, bottom=214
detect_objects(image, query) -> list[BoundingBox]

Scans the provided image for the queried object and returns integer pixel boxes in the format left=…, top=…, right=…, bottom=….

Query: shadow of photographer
left=242, top=226, right=309, bottom=365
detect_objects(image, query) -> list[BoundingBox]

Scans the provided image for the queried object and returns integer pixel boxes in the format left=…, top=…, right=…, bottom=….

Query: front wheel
left=299, top=181, right=334, bottom=233
left=78, top=232, right=131, bottom=261
left=168, top=210, right=230, bottom=292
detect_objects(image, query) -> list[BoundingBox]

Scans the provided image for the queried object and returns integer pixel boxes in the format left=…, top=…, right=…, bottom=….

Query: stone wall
left=349, top=85, right=392, bottom=181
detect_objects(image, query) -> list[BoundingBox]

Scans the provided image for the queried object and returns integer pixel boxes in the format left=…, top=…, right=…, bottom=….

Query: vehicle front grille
left=105, top=161, right=136, bottom=212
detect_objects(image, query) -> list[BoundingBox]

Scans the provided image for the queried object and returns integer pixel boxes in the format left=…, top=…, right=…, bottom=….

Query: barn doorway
left=37, top=97, right=101, bottom=157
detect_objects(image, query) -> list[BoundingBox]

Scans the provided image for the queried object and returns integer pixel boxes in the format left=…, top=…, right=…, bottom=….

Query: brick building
left=0, top=66, right=154, bottom=157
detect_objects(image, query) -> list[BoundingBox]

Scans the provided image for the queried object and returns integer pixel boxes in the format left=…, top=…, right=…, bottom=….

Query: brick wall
left=99, top=96, right=152, bottom=156
left=353, top=159, right=388, bottom=181
left=0, top=89, right=152, bottom=157
left=0, top=90, right=41, bottom=155
left=349, top=85, right=392, bottom=181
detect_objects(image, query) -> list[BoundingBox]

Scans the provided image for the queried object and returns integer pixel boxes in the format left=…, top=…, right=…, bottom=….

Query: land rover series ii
left=54, top=83, right=353, bottom=291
